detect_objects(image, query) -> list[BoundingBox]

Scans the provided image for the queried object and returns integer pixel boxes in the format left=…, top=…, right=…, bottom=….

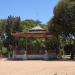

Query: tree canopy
left=48, top=0, right=75, bottom=37
left=48, top=0, right=75, bottom=59
left=0, top=16, right=47, bottom=33
left=22, top=19, right=47, bottom=32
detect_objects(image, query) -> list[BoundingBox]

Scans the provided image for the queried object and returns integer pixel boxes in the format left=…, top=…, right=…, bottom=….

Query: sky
left=0, top=0, right=59, bottom=24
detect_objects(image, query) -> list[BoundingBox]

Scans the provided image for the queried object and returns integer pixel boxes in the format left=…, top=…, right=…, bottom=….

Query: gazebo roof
left=29, top=25, right=45, bottom=31
left=12, top=26, right=58, bottom=38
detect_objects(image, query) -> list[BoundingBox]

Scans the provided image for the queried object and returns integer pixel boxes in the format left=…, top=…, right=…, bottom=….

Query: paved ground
left=0, top=59, right=75, bottom=75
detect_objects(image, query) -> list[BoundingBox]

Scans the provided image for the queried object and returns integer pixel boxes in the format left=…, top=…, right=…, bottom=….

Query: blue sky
left=0, top=0, right=59, bottom=23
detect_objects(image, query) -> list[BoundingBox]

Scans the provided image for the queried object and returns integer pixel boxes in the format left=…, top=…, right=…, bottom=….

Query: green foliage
left=48, top=0, right=75, bottom=37
left=6, top=16, right=22, bottom=33
left=22, top=19, right=47, bottom=32
left=0, top=16, right=48, bottom=54
left=46, top=37, right=59, bottom=50
left=0, top=16, right=47, bottom=33
left=0, top=20, right=3, bottom=33
left=48, top=0, right=75, bottom=59
left=0, top=16, right=22, bottom=34
left=22, top=19, right=36, bottom=32
left=32, top=39, right=44, bottom=50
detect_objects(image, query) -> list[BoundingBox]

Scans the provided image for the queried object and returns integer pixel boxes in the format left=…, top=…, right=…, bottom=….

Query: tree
left=48, top=0, right=75, bottom=59
left=12, top=16, right=22, bottom=32
left=22, top=19, right=47, bottom=32
left=1, top=16, right=23, bottom=57
left=22, top=19, right=36, bottom=32
left=46, top=37, right=60, bottom=54
left=0, top=20, right=3, bottom=33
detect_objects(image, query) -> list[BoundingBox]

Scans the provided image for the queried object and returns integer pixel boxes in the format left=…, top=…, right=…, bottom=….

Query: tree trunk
left=70, top=52, right=74, bottom=59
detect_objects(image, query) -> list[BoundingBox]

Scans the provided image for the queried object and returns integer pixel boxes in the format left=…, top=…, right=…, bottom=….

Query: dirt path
left=0, top=59, right=75, bottom=75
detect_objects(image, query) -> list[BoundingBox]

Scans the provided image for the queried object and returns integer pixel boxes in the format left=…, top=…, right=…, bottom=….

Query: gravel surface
left=0, top=59, right=75, bottom=75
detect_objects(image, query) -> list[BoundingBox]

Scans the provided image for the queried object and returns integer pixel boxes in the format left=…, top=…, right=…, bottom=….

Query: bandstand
left=12, top=26, right=58, bottom=60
